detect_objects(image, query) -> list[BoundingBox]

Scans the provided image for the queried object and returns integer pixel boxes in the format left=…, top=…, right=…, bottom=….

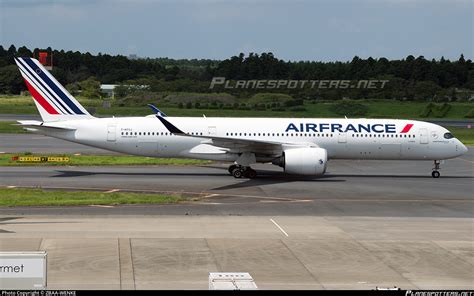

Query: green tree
left=0, top=65, right=24, bottom=94
left=414, top=81, right=441, bottom=101
left=114, top=84, right=130, bottom=99
left=79, top=77, right=101, bottom=99
left=65, top=82, right=80, bottom=96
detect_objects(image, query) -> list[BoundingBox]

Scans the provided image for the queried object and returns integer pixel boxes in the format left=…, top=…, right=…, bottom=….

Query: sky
left=0, top=0, right=472, bottom=62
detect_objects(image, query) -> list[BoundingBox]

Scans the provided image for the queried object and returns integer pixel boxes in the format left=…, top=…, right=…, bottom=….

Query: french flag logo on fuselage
left=14, top=57, right=86, bottom=115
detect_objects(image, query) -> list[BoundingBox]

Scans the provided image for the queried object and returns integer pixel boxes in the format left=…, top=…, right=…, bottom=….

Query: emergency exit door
left=107, top=125, right=116, bottom=142
left=419, top=128, right=428, bottom=144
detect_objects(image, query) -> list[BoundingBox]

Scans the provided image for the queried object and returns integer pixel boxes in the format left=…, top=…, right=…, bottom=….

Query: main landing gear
left=431, top=160, right=441, bottom=178
left=228, top=164, right=257, bottom=179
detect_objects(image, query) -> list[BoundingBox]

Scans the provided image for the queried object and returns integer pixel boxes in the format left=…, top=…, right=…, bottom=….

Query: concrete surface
left=0, top=216, right=472, bottom=290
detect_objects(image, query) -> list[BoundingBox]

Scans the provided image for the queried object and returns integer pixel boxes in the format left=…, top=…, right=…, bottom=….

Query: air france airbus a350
left=14, top=57, right=467, bottom=178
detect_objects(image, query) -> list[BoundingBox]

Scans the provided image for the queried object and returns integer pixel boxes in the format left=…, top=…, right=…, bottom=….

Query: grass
left=1, top=95, right=473, bottom=119
left=0, top=121, right=26, bottom=133
left=449, top=127, right=474, bottom=145
left=0, top=187, right=183, bottom=206
left=0, top=153, right=211, bottom=166
left=0, top=96, right=103, bottom=114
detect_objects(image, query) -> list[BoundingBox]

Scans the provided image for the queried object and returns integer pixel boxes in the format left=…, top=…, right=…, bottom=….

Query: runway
left=0, top=148, right=472, bottom=217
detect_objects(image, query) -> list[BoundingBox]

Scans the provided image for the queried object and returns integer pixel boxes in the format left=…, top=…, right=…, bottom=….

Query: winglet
left=147, top=104, right=167, bottom=117
left=156, top=115, right=185, bottom=134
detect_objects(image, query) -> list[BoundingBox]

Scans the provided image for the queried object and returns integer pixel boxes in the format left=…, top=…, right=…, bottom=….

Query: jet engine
left=272, top=147, right=328, bottom=175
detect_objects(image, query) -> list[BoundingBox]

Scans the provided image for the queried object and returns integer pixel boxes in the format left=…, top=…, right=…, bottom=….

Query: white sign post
left=0, top=252, right=47, bottom=289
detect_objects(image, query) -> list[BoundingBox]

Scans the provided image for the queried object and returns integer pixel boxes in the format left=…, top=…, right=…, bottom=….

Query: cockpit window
left=444, top=132, right=454, bottom=139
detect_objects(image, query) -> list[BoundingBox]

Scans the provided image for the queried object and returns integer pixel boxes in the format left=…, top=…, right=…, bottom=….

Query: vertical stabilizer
left=14, top=57, right=95, bottom=122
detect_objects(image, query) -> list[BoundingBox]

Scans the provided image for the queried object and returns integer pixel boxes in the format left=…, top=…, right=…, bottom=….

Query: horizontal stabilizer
left=16, top=120, right=76, bottom=131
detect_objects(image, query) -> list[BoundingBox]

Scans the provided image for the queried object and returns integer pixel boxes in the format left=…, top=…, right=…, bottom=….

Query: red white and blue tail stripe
left=14, top=57, right=94, bottom=122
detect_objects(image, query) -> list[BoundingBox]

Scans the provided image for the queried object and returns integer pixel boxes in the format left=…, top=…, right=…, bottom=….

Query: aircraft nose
left=461, top=143, right=468, bottom=154
left=457, top=141, right=468, bottom=155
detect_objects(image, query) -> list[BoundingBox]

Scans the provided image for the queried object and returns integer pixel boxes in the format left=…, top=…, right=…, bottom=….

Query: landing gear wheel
left=228, top=164, right=237, bottom=175
left=232, top=168, right=243, bottom=178
left=432, top=160, right=441, bottom=178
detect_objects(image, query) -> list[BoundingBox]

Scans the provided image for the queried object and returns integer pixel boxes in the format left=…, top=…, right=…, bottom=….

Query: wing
left=156, top=116, right=316, bottom=157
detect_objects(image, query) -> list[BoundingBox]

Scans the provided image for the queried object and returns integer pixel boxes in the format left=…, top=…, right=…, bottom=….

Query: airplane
left=13, top=57, right=468, bottom=179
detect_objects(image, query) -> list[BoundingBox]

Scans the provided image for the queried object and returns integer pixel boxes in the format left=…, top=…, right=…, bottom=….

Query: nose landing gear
left=431, top=160, right=441, bottom=178
left=228, top=165, right=257, bottom=179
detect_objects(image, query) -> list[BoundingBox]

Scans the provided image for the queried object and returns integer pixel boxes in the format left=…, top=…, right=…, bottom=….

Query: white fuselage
left=34, top=116, right=467, bottom=162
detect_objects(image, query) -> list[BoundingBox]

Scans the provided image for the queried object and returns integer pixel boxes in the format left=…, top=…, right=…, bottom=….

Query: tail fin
left=14, top=57, right=94, bottom=122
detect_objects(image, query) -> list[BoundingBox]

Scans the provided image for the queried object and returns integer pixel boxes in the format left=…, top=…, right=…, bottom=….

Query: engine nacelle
left=275, top=147, right=328, bottom=175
